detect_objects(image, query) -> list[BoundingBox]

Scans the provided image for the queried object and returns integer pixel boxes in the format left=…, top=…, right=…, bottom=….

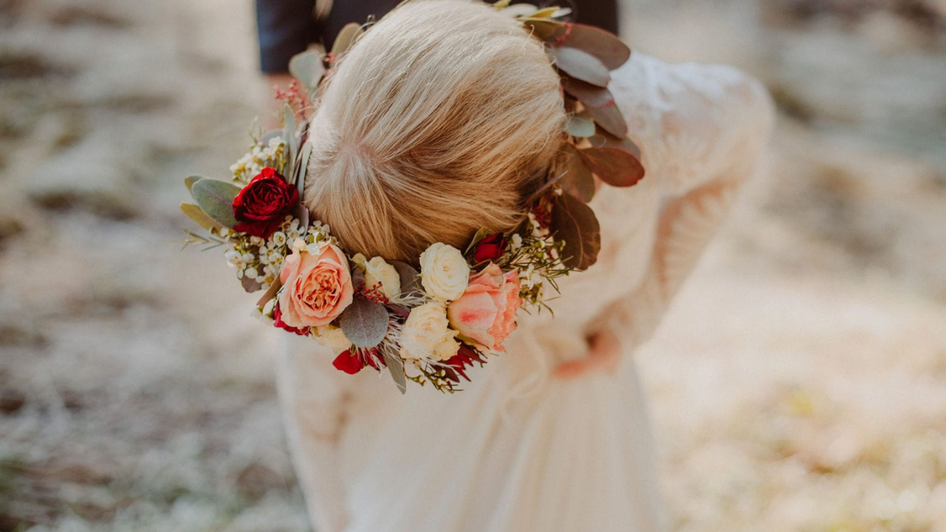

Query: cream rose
left=278, top=242, right=354, bottom=328
left=399, top=301, right=460, bottom=361
left=419, top=243, right=470, bottom=301
left=353, top=254, right=401, bottom=300
left=312, top=325, right=353, bottom=355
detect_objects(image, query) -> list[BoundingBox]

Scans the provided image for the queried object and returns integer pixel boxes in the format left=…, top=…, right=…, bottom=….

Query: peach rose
left=278, top=242, right=354, bottom=328
left=447, top=263, right=521, bottom=352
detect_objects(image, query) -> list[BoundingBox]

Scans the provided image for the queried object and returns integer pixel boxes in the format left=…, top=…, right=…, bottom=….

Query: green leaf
left=561, top=145, right=596, bottom=202
left=332, top=23, right=364, bottom=56
left=260, top=129, right=283, bottom=145
left=565, top=115, right=595, bottom=138
left=561, top=75, right=615, bottom=108
left=549, top=47, right=610, bottom=88
left=339, top=297, right=389, bottom=349
left=557, top=23, right=631, bottom=70
left=184, top=175, right=204, bottom=194
left=191, top=179, right=242, bottom=228
left=579, top=147, right=645, bottom=187
left=584, top=101, right=628, bottom=138
left=180, top=202, right=223, bottom=232
left=288, top=51, right=325, bottom=89
left=551, top=192, right=601, bottom=271
left=296, top=141, right=311, bottom=196
left=392, top=261, right=421, bottom=297
left=381, top=349, right=407, bottom=394
left=283, top=105, right=297, bottom=180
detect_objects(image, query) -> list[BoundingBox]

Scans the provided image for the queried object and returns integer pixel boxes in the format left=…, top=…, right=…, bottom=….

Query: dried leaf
left=589, top=128, right=642, bottom=158
left=556, top=23, right=631, bottom=70
left=561, top=144, right=595, bottom=202
left=393, top=261, right=421, bottom=297
left=288, top=51, right=325, bottom=89
left=548, top=47, right=610, bottom=87
left=340, top=298, right=389, bottom=349
left=565, top=115, right=595, bottom=138
left=579, top=147, right=645, bottom=187
left=242, top=272, right=262, bottom=293
left=180, top=202, right=223, bottom=232
left=493, top=0, right=513, bottom=9
left=332, top=23, right=364, bottom=56
left=191, top=179, right=241, bottom=228
left=551, top=192, right=601, bottom=270
left=584, top=101, right=627, bottom=138
left=256, top=278, right=282, bottom=308
left=561, top=75, right=615, bottom=108
left=529, top=6, right=559, bottom=18
left=522, top=18, right=562, bottom=40
left=184, top=175, right=203, bottom=194
left=381, top=349, right=407, bottom=394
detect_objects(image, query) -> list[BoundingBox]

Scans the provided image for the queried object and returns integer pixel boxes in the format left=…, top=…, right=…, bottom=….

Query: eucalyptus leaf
left=340, top=298, right=389, bottom=349
left=579, top=147, right=645, bottom=188
left=557, top=23, right=631, bottom=70
left=584, top=101, right=628, bottom=138
left=260, top=129, right=283, bottom=145
left=588, top=128, right=642, bottom=158
left=332, top=23, right=364, bottom=56
left=393, top=261, right=421, bottom=297
left=180, top=202, right=223, bottom=232
left=288, top=51, right=325, bottom=89
left=191, top=179, right=242, bottom=228
left=549, top=47, right=610, bottom=88
left=561, top=75, right=615, bottom=108
left=184, top=175, right=204, bottom=194
left=561, top=145, right=596, bottom=203
left=381, top=349, right=407, bottom=395
left=551, top=192, right=601, bottom=271
left=296, top=141, right=311, bottom=196
left=283, top=105, right=297, bottom=180
left=565, top=115, right=595, bottom=138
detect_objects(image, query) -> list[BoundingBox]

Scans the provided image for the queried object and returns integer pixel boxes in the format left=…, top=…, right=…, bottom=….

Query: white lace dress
left=276, top=53, right=775, bottom=532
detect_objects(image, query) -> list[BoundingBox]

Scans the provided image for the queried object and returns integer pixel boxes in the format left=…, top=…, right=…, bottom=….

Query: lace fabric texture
left=276, top=52, right=775, bottom=532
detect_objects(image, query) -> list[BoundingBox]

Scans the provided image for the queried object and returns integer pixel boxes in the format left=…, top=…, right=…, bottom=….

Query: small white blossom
left=270, top=231, right=287, bottom=247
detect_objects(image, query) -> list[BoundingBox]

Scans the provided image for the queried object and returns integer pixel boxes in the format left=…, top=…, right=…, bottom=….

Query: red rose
left=273, top=303, right=309, bottom=336
left=232, top=167, right=299, bottom=238
left=473, top=233, right=507, bottom=263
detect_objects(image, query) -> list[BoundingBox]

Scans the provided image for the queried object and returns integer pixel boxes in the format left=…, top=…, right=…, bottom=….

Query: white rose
left=399, top=302, right=460, bottom=361
left=313, top=325, right=353, bottom=355
left=364, top=257, right=401, bottom=300
left=419, top=243, right=470, bottom=301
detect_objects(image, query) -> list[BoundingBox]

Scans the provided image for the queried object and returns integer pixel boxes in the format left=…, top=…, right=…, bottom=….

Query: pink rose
left=447, top=263, right=521, bottom=352
left=278, top=243, right=354, bottom=328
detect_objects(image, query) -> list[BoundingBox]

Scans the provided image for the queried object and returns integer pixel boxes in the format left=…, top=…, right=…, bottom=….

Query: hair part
left=303, top=0, right=565, bottom=262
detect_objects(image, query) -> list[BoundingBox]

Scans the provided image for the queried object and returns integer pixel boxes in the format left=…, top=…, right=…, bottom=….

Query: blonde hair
left=303, top=0, right=565, bottom=262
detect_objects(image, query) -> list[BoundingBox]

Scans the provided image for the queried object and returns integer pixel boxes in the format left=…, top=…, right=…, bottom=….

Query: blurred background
left=1, top=0, right=945, bottom=530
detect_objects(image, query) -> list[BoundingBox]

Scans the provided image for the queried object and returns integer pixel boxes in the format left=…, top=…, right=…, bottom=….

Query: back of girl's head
left=303, top=0, right=565, bottom=262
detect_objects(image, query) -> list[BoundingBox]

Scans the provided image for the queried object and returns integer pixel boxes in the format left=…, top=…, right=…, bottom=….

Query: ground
left=1, top=0, right=945, bottom=531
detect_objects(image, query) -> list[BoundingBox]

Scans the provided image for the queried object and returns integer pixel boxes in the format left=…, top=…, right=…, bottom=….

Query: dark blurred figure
left=256, top=0, right=620, bottom=75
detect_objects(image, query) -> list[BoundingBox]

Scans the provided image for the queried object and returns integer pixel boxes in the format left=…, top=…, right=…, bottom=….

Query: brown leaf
left=521, top=18, right=562, bottom=40
left=551, top=192, right=601, bottom=271
left=561, top=144, right=596, bottom=202
left=584, top=101, right=627, bottom=138
left=554, top=23, right=631, bottom=70
left=561, top=75, right=615, bottom=108
left=579, top=147, right=645, bottom=188
left=548, top=47, right=610, bottom=88
left=589, top=128, right=642, bottom=159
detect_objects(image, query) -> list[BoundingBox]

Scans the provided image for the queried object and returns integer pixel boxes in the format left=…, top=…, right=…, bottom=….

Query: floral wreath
left=181, top=2, right=645, bottom=393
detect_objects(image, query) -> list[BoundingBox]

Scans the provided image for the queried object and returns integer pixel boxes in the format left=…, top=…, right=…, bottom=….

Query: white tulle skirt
left=332, top=355, right=666, bottom=532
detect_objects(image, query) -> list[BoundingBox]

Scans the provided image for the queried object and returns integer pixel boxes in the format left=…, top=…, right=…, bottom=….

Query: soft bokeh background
left=1, top=0, right=944, bottom=530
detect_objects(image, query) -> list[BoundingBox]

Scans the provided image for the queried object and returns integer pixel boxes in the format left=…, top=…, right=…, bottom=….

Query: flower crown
left=180, top=2, right=644, bottom=393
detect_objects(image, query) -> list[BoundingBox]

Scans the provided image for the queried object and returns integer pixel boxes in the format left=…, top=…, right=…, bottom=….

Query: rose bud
left=473, top=233, right=507, bottom=263
left=232, top=167, right=299, bottom=238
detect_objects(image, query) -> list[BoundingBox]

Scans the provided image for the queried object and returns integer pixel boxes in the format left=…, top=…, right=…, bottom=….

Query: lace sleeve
left=612, top=53, right=775, bottom=197
left=590, top=54, right=775, bottom=351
